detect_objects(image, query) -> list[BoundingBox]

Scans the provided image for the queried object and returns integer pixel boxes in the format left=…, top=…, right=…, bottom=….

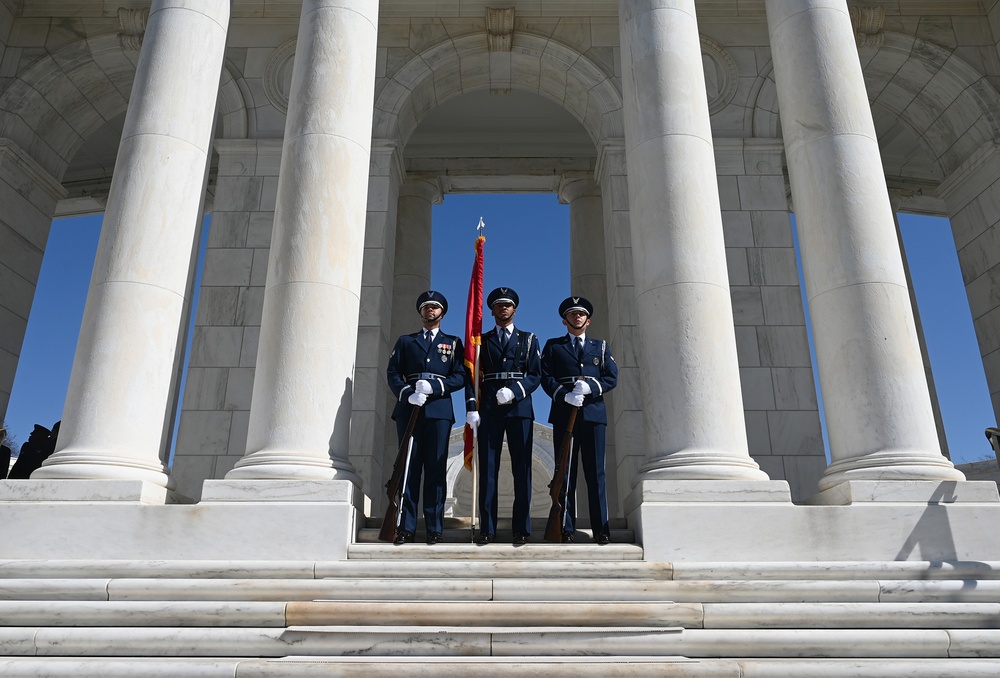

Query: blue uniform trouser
left=553, top=419, right=609, bottom=536
left=397, top=416, right=451, bottom=534
left=477, top=412, right=533, bottom=536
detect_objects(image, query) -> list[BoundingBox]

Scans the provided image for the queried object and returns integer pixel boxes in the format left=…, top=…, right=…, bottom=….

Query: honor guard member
left=386, top=291, right=466, bottom=545
left=465, top=287, right=542, bottom=545
left=540, top=296, right=618, bottom=544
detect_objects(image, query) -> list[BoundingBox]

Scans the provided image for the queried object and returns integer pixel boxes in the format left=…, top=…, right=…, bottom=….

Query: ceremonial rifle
left=378, top=406, right=421, bottom=542
left=544, top=406, right=579, bottom=543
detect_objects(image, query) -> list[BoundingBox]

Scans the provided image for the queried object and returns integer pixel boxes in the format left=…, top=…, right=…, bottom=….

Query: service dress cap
left=558, top=295, right=594, bottom=318
left=416, top=290, right=448, bottom=315
left=487, top=287, right=519, bottom=309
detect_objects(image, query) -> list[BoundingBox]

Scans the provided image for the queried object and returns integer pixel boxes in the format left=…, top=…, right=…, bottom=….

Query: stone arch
left=372, top=32, right=623, bottom=149
left=750, top=32, right=1000, bottom=181
left=0, top=35, right=249, bottom=183
left=0, top=34, right=136, bottom=181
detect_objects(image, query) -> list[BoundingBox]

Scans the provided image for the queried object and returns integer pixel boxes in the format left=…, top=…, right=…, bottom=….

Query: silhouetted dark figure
left=0, top=427, right=11, bottom=480
left=7, top=421, right=60, bottom=480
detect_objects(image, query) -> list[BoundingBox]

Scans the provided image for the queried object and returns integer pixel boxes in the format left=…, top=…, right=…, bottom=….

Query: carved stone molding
left=701, top=36, right=739, bottom=115
left=850, top=4, right=885, bottom=49
left=117, top=7, right=149, bottom=52
left=486, top=7, right=515, bottom=53
left=263, top=39, right=298, bottom=115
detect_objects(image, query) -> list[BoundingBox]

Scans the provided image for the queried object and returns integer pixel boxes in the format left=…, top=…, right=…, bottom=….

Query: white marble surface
left=702, top=602, right=1000, bottom=628
left=286, top=601, right=702, bottom=627
left=0, top=480, right=174, bottom=504
left=105, top=579, right=493, bottom=602
left=0, top=601, right=286, bottom=626
left=619, top=0, right=766, bottom=482
left=234, top=0, right=378, bottom=482
left=808, top=479, right=1000, bottom=505
left=765, top=0, right=963, bottom=489
left=633, top=501, right=1000, bottom=562
left=38, top=0, right=230, bottom=487
left=492, top=579, right=879, bottom=603
left=0, top=502, right=355, bottom=561
left=199, top=479, right=357, bottom=503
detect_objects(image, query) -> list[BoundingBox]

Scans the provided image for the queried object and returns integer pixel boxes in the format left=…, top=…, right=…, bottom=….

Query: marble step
left=5, top=576, right=1000, bottom=603
left=1, top=626, right=999, bottom=658
left=1, top=600, right=999, bottom=629
left=354, top=524, right=635, bottom=545
left=0, top=600, right=702, bottom=627
left=0, top=558, right=668, bottom=579
left=4, top=657, right=1000, bottom=678
left=3, top=559, right=998, bottom=580
left=348, top=541, right=643, bottom=559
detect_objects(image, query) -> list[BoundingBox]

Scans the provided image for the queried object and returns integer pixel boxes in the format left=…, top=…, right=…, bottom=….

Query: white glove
left=415, top=379, right=433, bottom=395
left=408, top=392, right=428, bottom=407
left=496, top=387, right=515, bottom=405
left=466, top=411, right=480, bottom=428
left=573, top=380, right=592, bottom=396
left=564, top=393, right=585, bottom=408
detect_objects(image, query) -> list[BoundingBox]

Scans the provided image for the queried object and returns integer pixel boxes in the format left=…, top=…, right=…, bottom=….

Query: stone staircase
left=1, top=518, right=1000, bottom=677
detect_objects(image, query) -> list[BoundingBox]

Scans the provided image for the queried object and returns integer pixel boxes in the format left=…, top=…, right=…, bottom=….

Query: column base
left=226, top=454, right=361, bottom=485
left=0, top=479, right=180, bottom=505
left=639, top=455, right=772, bottom=482
left=806, top=480, right=1000, bottom=506
left=819, top=452, right=966, bottom=492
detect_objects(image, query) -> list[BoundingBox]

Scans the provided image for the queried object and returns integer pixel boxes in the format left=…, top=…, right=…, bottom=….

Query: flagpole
left=471, top=343, right=480, bottom=542
left=463, top=216, right=486, bottom=543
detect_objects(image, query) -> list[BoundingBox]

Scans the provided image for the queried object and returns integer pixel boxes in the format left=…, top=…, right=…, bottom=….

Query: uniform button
left=426, top=358, right=430, bottom=363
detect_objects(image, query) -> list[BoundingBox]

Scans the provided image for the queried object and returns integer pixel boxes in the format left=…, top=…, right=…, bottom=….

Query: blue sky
left=4, top=197, right=997, bottom=467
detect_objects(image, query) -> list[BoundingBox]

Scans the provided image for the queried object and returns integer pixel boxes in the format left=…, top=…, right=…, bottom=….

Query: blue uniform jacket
left=465, top=327, right=541, bottom=419
left=387, top=330, right=466, bottom=422
left=541, top=335, right=618, bottom=426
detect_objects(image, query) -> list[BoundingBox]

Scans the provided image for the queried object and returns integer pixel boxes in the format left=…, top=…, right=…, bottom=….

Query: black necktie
left=424, top=330, right=432, bottom=348
left=575, top=336, right=584, bottom=362
left=500, top=328, right=509, bottom=352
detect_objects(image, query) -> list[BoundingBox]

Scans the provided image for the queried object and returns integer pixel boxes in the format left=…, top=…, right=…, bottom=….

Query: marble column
left=765, top=0, right=963, bottom=491
left=559, top=175, right=609, bottom=340
left=228, top=0, right=379, bottom=481
left=618, top=0, right=768, bottom=480
left=33, top=0, right=229, bottom=488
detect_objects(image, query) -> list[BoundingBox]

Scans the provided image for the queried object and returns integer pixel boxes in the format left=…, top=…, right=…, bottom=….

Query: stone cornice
left=0, top=138, right=68, bottom=205
left=936, top=139, right=1000, bottom=213
left=370, top=138, right=406, bottom=190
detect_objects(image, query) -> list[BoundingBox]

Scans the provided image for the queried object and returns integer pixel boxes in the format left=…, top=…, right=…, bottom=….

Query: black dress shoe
left=475, top=533, right=494, bottom=545
left=561, top=531, right=575, bottom=543
left=426, top=531, right=443, bottom=545
left=393, top=530, right=414, bottom=545
left=595, top=532, right=611, bottom=545
left=512, top=533, right=529, bottom=546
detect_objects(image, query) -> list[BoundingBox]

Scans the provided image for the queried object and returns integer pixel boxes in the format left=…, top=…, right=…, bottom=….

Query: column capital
left=398, top=176, right=443, bottom=205
left=557, top=173, right=600, bottom=204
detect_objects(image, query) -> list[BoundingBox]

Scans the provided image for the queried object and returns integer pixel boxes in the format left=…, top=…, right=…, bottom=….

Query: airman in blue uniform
left=386, top=291, right=466, bottom=545
left=540, top=296, right=618, bottom=544
left=465, top=287, right=542, bottom=545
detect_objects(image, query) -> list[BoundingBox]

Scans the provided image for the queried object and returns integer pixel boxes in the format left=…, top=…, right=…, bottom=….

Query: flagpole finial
left=477, top=217, right=485, bottom=233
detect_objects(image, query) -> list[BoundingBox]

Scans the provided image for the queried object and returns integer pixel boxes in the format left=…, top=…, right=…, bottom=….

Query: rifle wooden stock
left=378, top=406, right=421, bottom=542
left=544, top=407, right=579, bottom=542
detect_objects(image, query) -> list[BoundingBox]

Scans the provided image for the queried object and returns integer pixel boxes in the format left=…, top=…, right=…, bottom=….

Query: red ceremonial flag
left=463, top=220, right=486, bottom=471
